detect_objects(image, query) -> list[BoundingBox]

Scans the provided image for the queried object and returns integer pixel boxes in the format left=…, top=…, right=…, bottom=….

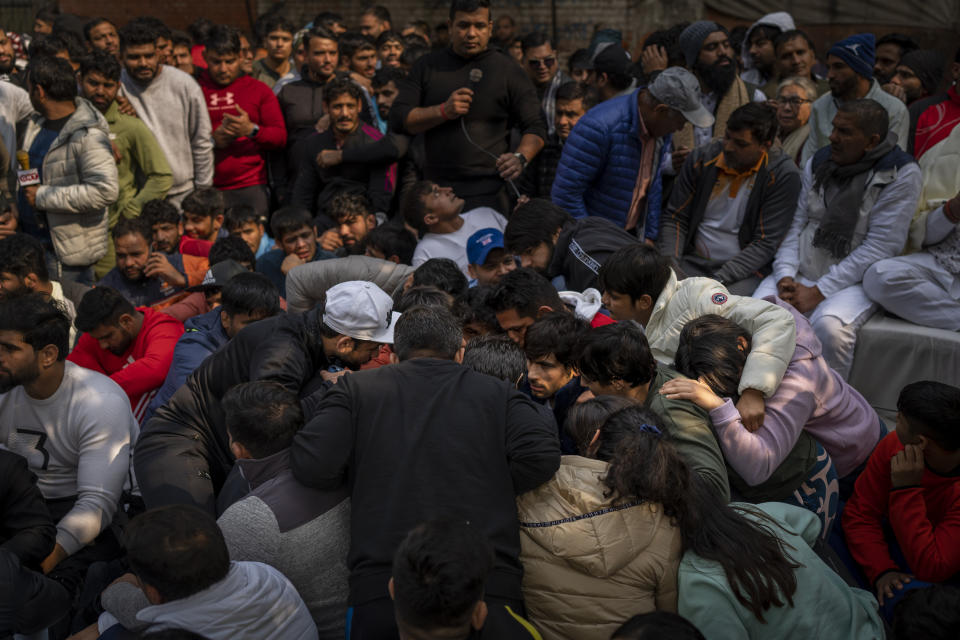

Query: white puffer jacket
left=21, top=97, right=118, bottom=266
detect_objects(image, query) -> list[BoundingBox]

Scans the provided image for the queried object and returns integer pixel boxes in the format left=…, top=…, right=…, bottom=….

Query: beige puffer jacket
left=517, top=456, right=681, bottom=640
left=21, top=97, right=117, bottom=266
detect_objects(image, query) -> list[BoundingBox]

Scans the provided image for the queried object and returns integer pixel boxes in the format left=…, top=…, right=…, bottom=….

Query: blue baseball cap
left=466, top=228, right=506, bottom=265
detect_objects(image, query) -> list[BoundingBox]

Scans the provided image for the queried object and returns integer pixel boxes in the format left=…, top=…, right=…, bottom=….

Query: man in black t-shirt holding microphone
left=391, top=0, right=546, bottom=214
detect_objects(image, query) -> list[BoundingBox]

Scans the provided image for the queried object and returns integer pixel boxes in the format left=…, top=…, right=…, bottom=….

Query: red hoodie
left=68, top=308, right=184, bottom=423
left=915, top=86, right=960, bottom=160
left=198, top=72, right=287, bottom=190
left=842, top=431, right=960, bottom=584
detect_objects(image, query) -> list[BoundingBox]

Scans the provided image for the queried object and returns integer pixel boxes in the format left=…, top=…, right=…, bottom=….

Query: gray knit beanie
left=679, top=21, right=725, bottom=67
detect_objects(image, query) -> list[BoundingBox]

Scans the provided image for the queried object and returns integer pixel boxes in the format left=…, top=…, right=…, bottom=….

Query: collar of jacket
left=713, top=149, right=768, bottom=198
left=237, top=448, right=292, bottom=489
left=648, top=268, right=680, bottom=330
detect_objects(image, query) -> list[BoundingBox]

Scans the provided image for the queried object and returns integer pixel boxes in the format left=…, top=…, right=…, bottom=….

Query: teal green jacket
left=678, top=502, right=884, bottom=640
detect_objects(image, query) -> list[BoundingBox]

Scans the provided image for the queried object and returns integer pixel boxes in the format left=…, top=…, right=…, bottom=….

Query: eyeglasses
left=527, top=56, right=556, bottom=69
left=776, top=96, right=812, bottom=108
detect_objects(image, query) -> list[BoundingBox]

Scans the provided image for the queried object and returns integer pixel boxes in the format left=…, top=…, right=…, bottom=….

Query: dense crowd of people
left=0, top=1, right=959, bottom=638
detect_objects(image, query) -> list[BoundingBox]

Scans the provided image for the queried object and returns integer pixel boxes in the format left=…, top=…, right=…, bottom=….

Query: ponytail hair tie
left=639, top=423, right=662, bottom=437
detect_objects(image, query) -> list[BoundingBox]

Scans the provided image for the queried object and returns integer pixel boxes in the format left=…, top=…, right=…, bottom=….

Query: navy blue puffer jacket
left=550, top=88, right=671, bottom=239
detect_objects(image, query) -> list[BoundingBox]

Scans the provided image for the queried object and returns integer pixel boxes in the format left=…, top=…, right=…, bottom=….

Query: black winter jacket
left=290, top=358, right=560, bottom=606
left=0, top=450, right=56, bottom=568
left=548, top=217, right=640, bottom=292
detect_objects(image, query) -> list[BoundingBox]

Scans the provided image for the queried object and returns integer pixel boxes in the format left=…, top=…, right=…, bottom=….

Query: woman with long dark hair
left=603, top=406, right=884, bottom=639
left=516, top=399, right=681, bottom=640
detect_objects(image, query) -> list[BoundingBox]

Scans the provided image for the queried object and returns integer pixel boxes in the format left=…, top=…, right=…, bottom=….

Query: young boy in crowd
left=142, top=200, right=211, bottom=274
left=466, top=228, right=516, bottom=287
left=842, top=381, right=960, bottom=618
left=256, top=206, right=335, bottom=296
left=181, top=187, right=228, bottom=245
left=224, top=203, right=272, bottom=259
left=522, top=312, right=591, bottom=453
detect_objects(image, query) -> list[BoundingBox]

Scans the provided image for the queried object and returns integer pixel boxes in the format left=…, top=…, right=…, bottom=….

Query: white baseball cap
left=322, top=281, right=400, bottom=344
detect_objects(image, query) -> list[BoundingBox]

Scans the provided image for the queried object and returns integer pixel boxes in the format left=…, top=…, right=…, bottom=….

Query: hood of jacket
left=741, top=12, right=796, bottom=78
left=137, top=561, right=315, bottom=640
left=517, top=455, right=670, bottom=578
left=766, top=295, right=821, bottom=361
left=183, top=306, right=228, bottom=342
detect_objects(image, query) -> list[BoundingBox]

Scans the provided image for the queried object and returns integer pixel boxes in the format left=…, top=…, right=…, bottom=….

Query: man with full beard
left=671, top=21, right=767, bottom=172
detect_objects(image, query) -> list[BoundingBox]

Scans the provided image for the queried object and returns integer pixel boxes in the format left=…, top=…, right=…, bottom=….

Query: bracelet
left=439, top=103, right=450, bottom=120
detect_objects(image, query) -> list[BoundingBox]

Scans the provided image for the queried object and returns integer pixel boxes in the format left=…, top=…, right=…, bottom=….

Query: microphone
left=468, top=68, right=483, bottom=93
left=16, top=150, right=40, bottom=188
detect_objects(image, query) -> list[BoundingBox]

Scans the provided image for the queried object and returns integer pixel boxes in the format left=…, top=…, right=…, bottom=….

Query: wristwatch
left=250, top=124, right=261, bottom=138
left=513, top=152, right=528, bottom=169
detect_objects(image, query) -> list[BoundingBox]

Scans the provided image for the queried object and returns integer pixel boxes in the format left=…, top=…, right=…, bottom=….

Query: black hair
left=323, top=74, right=364, bottom=103
left=0, top=233, right=49, bottom=281
left=362, top=224, right=417, bottom=265
left=396, top=285, right=453, bottom=313
left=877, top=33, right=919, bottom=57
left=393, top=305, right=462, bottom=361
left=339, top=31, right=376, bottom=60
left=568, top=48, right=591, bottom=73
left=326, top=190, right=373, bottom=223
left=487, top=268, right=563, bottom=318
left=75, top=287, right=137, bottom=333
left=564, top=395, right=634, bottom=456
left=80, top=49, right=121, bottom=81
left=897, top=381, right=960, bottom=451
left=642, top=24, right=689, bottom=68
left=837, top=98, right=890, bottom=141
left=313, top=12, right=344, bottom=32
left=187, top=18, right=215, bottom=46
left=305, top=26, right=339, bottom=49
left=181, top=187, right=225, bottom=219
left=400, top=43, right=430, bottom=68
left=892, top=584, right=960, bottom=639
left=449, top=0, right=491, bottom=21
left=524, top=311, right=589, bottom=366
left=171, top=30, right=192, bottom=49
left=125, top=505, right=230, bottom=602
left=112, top=216, right=153, bottom=244
left=574, top=322, right=657, bottom=389
left=399, top=180, right=434, bottom=234
left=457, top=285, right=500, bottom=337
left=28, top=34, right=67, bottom=60
left=130, top=17, right=171, bottom=42
left=376, top=30, right=403, bottom=48
left=223, top=381, right=301, bottom=458
left=603, top=408, right=801, bottom=622
left=0, top=293, right=69, bottom=361
left=119, top=21, right=159, bottom=51
left=220, top=271, right=280, bottom=318
left=504, top=198, right=572, bottom=254
left=774, top=29, right=816, bottom=55
left=209, top=235, right=255, bottom=267
left=392, top=519, right=493, bottom=631
left=411, top=258, right=468, bottom=299
left=26, top=56, right=76, bottom=101
left=269, top=206, right=313, bottom=241
left=142, top=199, right=180, bottom=227
left=34, top=3, right=59, bottom=24
left=372, top=66, right=405, bottom=89
left=520, top=31, right=552, bottom=54
left=726, top=102, right=778, bottom=145
left=462, top=333, right=524, bottom=382
left=749, top=24, right=782, bottom=46
left=223, top=203, right=260, bottom=230
left=204, top=24, right=241, bottom=56
left=611, top=612, right=706, bottom=640
left=362, top=5, right=392, bottom=23
left=674, top=315, right=751, bottom=401
left=555, top=81, right=597, bottom=110
left=598, top=244, right=671, bottom=303
left=261, top=15, right=296, bottom=37
left=56, top=29, right=87, bottom=62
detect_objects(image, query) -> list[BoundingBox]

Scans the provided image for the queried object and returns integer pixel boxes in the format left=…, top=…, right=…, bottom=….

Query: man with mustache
left=290, top=76, right=394, bottom=214
left=119, top=21, right=213, bottom=207
left=671, top=21, right=767, bottom=173
left=98, top=217, right=188, bottom=307
left=79, top=51, right=173, bottom=277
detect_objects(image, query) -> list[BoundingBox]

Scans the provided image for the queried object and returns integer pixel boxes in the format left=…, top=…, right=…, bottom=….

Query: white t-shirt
left=0, top=361, right=139, bottom=554
left=412, top=207, right=508, bottom=276
left=694, top=177, right=756, bottom=263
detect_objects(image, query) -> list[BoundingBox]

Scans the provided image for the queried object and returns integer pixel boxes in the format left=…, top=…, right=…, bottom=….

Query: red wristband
left=439, top=103, right=450, bottom=120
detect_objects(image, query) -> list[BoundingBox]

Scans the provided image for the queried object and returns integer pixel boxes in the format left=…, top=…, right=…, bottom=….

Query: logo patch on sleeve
left=711, top=292, right=728, bottom=305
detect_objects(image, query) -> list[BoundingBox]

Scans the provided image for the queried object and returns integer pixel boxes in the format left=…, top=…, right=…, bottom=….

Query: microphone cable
left=457, top=67, right=521, bottom=199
